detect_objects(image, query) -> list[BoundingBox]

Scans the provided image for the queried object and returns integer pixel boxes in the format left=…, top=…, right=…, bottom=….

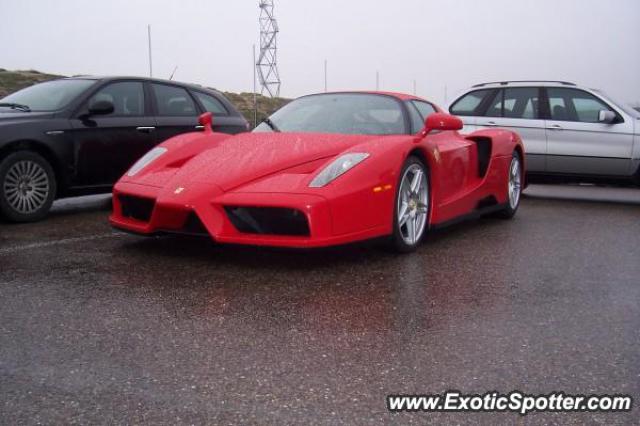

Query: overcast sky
left=1, top=0, right=638, bottom=106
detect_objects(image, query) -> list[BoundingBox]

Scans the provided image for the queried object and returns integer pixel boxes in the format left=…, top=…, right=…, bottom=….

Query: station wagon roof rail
left=471, top=81, right=577, bottom=88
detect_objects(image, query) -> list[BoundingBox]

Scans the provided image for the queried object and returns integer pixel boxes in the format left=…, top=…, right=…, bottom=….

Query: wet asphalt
left=0, top=185, right=639, bottom=425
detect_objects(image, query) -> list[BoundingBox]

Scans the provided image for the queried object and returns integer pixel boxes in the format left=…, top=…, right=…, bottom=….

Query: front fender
left=117, top=131, right=234, bottom=186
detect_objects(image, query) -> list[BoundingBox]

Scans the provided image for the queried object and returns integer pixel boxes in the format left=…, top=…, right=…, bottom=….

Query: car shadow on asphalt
left=49, top=194, right=112, bottom=217
left=116, top=233, right=394, bottom=270
left=112, top=213, right=504, bottom=272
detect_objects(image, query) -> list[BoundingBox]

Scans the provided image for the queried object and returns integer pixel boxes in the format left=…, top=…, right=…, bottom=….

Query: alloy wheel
left=397, top=163, right=429, bottom=246
left=3, top=160, right=50, bottom=215
left=508, top=156, right=522, bottom=209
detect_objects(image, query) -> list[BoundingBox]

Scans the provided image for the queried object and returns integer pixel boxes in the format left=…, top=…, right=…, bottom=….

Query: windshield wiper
left=0, top=103, right=31, bottom=112
left=262, top=117, right=280, bottom=132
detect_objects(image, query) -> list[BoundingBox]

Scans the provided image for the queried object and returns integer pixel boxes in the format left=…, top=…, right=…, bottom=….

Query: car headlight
left=127, top=147, right=167, bottom=177
left=309, top=153, right=369, bottom=188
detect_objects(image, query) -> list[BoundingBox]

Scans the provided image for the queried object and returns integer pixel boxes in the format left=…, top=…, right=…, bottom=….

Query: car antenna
left=169, top=66, right=178, bottom=80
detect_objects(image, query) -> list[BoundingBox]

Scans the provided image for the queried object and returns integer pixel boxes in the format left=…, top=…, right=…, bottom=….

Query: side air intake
left=225, top=206, right=310, bottom=236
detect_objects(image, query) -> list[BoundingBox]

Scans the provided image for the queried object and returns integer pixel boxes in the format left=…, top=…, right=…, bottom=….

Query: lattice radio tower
left=257, top=0, right=281, bottom=97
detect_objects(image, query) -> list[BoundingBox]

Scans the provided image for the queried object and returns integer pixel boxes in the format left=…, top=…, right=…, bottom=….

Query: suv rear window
left=450, top=89, right=493, bottom=116
left=485, top=87, right=540, bottom=119
left=193, top=91, right=228, bottom=115
left=152, top=84, right=197, bottom=116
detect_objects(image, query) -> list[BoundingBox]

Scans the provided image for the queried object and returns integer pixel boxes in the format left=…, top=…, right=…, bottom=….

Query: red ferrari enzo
left=110, top=92, right=525, bottom=252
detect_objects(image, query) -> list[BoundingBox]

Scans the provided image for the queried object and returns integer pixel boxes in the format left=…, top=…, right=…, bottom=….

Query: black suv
left=0, top=76, right=248, bottom=222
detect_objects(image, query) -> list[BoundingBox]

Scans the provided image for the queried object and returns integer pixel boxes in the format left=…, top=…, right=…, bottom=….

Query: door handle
left=481, top=121, right=498, bottom=126
left=136, top=126, right=156, bottom=133
left=546, top=124, right=563, bottom=130
left=195, top=125, right=205, bottom=130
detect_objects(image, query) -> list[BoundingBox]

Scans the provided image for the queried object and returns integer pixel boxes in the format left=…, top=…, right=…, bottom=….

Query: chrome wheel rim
left=397, top=164, right=428, bottom=246
left=3, top=160, right=50, bottom=214
left=508, top=156, right=521, bottom=209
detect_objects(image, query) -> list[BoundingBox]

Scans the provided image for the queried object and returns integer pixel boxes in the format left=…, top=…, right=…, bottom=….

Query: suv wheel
left=0, top=151, right=57, bottom=222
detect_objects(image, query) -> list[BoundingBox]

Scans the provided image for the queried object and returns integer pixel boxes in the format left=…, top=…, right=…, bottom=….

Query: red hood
left=170, top=132, right=378, bottom=191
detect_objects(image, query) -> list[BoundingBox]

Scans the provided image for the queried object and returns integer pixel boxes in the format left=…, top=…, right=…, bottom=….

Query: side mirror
left=198, top=112, right=214, bottom=133
left=88, top=100, right=114, bottom=116
left=598, top=110, right=616, bottom=124
left=421, top=112, right=463, bottom=136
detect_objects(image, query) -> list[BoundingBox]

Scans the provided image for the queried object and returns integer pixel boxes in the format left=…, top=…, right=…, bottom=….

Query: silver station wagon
left=449, top=81, right=640, bottom=185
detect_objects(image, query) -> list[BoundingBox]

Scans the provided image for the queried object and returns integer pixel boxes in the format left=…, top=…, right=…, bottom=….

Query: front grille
left=225, top=206, right=310, bottom=236
left=119, top=195, right=155, bottom=222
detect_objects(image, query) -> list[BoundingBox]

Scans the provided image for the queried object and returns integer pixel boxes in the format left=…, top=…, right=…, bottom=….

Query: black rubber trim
left=545, top=153, right=632, bottom=160
left=430, top=203, right=508, bottom=231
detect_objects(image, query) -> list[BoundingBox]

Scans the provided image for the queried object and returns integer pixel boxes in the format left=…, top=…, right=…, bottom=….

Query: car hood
left=170, top=132, right=380, bottom=192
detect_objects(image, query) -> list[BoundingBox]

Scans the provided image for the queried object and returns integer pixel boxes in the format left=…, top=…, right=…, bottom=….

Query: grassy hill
left=0, top=68, right=289, bottom=127
left=0, top=69, right=64, bottom=97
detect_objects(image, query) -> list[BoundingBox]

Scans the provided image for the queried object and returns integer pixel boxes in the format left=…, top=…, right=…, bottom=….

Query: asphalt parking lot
left=1, top=184, right=639, bottom=425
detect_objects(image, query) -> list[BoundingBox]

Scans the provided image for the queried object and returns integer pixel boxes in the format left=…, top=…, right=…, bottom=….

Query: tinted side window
left=548, top=88, right=614, bottom=123
left=485, top=90, right=503, bottom=117
left=412, top=101, right=436, bottom=119
left=88, top=82, right=145, bottom=116
left=450, top=89, right=492, bottom=116
left=193, top=91, right=228, bottom=115
left=504, top=88, right=539, bottom=119
left=152, top=84, right=197, bottom=116
left=548, top=95, right=568, bottom=120
left=482, top=87, right=540, bottom=119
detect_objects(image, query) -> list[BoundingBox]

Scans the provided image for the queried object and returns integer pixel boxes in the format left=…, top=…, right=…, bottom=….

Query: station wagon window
left=483, top=87, right=539, bottom=119
left=449, top=89, right=493, bottom=116
left=152, top=84, right=197, bottom=116
left=88, top=82, right=145, bottom=116
left=548, top=95, right=568, bottom=120
left=547, top=88, right=615, bottom=123
left=504, top=88, right=539, bottom=119
left=193, top=91, right=228, bottom=115
left=485, top=91, right=503, bottom=117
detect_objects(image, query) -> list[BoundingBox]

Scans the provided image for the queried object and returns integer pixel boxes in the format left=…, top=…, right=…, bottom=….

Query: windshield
left=591, top=88, right=640, bottom=119
left=254, top=93, right=407, bottom=135
left=0, top=79, right=97, bottom=112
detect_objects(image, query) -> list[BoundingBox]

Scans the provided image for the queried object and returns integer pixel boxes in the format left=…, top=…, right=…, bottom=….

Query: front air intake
left=119, top=195, right=155, bottom=222
left=225, top=206, right=310, bottom=236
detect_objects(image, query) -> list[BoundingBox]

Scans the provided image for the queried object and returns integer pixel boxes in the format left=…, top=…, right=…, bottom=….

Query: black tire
left=389, top=156, right=430, bottom=253
left=496, top=151, right=522, bottom=219
left=0, top=151, right=57, bottom=222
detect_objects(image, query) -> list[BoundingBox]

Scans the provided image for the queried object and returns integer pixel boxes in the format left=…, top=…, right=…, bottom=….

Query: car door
left=475, top=87, right=547, bottom=173
left=449, top=88, right=496, bottom=134
left=544, top=87, right=634, bottom=176
left=69, top=80, right=157, bottom=187
left=150, top=83, right=201, bottom=143
left=430, top=130, right=474, bottom=210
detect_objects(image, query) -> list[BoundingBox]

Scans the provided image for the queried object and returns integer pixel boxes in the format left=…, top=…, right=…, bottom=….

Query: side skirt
left=429, top=203, right=508, bottom=231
